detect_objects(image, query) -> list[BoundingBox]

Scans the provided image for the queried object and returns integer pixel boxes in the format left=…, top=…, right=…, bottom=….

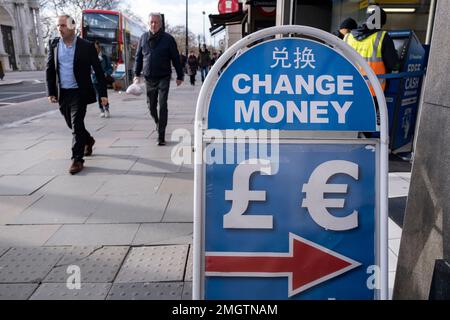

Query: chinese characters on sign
left=271, top=47, right=316, bottom=69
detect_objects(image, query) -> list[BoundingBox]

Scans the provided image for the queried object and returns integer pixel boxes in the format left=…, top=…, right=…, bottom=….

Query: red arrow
left=206, top=233, right=361, bottom=297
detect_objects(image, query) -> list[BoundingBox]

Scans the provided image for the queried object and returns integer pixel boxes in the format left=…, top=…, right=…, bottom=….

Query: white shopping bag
left=126, top=79, right=144, bottom=96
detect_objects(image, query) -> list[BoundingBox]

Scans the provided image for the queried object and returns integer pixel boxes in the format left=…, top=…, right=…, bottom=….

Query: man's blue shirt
left=58, top=36, right=78, bottom=89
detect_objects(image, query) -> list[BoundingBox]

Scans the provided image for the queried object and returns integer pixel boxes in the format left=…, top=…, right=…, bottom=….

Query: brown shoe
left=69, top=160, right=84, bottom=175
left=84, top=137, right=95, bottom=156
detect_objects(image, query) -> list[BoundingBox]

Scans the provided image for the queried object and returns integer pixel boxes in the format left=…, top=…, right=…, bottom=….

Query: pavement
left=0, top=80, right=24, bottom=86
left=0, top=77, right=411, bottom=300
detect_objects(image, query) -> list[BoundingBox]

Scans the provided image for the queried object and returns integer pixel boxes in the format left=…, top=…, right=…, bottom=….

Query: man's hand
left=101, top=97, right=109, bottom=106
left=133, top=76, right=142, bottom=84
left=176, top=80, right=183, bottom=86
left=48, top=96, right=58, bottom=103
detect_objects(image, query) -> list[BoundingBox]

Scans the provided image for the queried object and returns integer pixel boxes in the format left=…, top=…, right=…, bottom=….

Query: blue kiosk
left=384, top=30, right=427, bottom=154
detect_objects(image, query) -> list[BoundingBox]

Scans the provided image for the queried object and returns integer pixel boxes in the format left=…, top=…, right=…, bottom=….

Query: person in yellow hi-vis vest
left=344, top=6, right=399, bottom=97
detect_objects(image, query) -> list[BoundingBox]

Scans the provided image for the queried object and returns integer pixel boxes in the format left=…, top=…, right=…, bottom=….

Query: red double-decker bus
left=81, top=9, right=147, bottom=87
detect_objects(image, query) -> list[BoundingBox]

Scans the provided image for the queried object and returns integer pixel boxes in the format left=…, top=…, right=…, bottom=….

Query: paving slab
left=0, top=151, right=48, bottom=175
left=30, top=283, right=111, bottom=300
left=95, top=175, right=163, bottom=196
left=0, top=248, right=10, bottom=257
left=114, top=131, right=151, bottom=139
left=158, top=173, right=194, bottom=195
left=132, top=223, right=193, bottom=245
left=44, top=224, right=140, bottom=246
left=0, top=140, right=41, bottom=151
left=162, top=194, right=193, bottom=223
left=44, top=246, right=129, bottom=283
left=20, top=159, right=75, bottom=176
left=185, top=246, right=193, bottom=282
left=129, top=157, right=181, bottom=174
left=133, top=145, right=180, bottom=159
left=182, top=282, right=192, bottom=300
left=86, top=194, right=170, bottom=224
left=115, top=246, right=188, bottom=283
left=11, top=195, right=106, bottom=225
left=0, top=176, right=54, bottom=196
left=389, top=238, right=401, bottom=255
left=388, top=174, right=411, bottom=198
left=389, top=218, right=403, bottom=240
left=389, top=248, right=399, bottom=272
left=0, top=225, right=61, bottom=246
left=38, top=176, right=109, bottom=196
left=111, top=139, right=151, bottom=148
left=80, top=158, right=138, bottom=175
left=0, top=284, right=39, bottom=300
left=107, top=282, right=183, bottom=300
left=0, top=247, right=66, bottom=283
left=179, top=164, right=194, bottom=173
left=0, top=194, right=42, bottom=225
left=89, top=147, right=137, bottom=159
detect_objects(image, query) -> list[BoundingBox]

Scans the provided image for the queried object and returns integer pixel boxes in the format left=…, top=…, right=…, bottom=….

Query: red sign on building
left=218, top=0, right=240, bottom=14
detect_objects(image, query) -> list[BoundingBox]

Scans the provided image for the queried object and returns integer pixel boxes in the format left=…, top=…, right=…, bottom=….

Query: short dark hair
left=339, top=17, right=357, bottom=30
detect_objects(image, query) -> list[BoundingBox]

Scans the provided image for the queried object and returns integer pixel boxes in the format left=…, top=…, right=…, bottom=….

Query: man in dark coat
left=134, top=12, right=184, bottom=146
left=46, top=15, right=108, bottom=174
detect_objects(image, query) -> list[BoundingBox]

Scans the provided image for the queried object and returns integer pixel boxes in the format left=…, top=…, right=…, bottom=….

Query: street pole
left=202, top=11, right=206, bottom=45
left=186, top=0, right=189, bottom=57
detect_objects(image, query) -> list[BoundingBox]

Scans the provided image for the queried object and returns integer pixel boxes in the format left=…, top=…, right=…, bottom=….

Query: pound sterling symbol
left=302, top=160, right=359, bottom=231
left=223, top=159, right=275, bottom=229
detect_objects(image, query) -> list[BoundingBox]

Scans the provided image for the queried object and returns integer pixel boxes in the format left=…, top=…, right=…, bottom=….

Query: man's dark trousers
left=145, top=76, right=170, bottom=140
left=59, top=88, right=91, bottom=162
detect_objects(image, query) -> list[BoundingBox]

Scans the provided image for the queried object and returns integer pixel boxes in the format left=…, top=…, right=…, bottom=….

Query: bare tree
left=39, top=0, right=122, bottom=43
left=166, top=24, right=199, bottom=55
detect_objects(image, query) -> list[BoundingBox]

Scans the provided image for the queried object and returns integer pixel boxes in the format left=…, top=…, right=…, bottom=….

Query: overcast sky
left=130, top=0, right=222, bottom=45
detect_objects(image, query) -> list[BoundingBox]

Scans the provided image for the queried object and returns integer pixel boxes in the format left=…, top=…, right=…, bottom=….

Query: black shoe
left=157, top=138, right=166, bottom=146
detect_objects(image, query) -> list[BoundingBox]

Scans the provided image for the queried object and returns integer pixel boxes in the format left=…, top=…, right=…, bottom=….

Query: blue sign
left=208, top=38, right=377, bottom=131
left=204, top=143, right=377, bottom=300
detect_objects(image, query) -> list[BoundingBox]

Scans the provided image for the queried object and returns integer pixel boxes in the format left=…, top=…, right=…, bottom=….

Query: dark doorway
left=294, top=0, right=333, bottom=32
left=1, top=25, right=17, bottom=70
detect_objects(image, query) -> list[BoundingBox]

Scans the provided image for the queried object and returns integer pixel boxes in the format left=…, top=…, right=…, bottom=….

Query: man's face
left=339, top=28, right=350, bottom=35
left=149, top=15, right=161, bottom=33
left=57, top=16, right=75, bottom=40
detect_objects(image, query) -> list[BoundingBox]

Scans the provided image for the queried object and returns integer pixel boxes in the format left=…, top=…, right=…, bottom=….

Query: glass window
left=83, top=13, right=119, bottom=30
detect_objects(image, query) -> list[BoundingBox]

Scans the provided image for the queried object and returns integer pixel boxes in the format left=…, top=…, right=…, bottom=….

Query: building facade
left=0, top=0, right=45, bottom=71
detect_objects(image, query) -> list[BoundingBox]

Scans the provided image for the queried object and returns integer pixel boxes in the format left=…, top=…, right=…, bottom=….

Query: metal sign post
left=193, top=25, right=389, bottom=300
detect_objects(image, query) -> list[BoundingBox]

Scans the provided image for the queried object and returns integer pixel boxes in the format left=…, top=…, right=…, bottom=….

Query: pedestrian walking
left=0, top=60, right=4, bottom=80
left=210, top=51, right=219, bottom=66
left=46, top=15, right=108, bottom=175
left=198, top=44, right=211, bottom=82
left=92, top=41, right=113, bottom=118
left=180, top=51, right=187, bottom=74
left=187, top=51, right=198, bottom=86
left=134, top=12, right=184, bottom=146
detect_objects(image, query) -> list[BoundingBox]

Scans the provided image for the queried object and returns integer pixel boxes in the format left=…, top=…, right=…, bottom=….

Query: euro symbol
left=223, top=159, right=274, bottom=229
left=301, top=160, right=359, bottom=231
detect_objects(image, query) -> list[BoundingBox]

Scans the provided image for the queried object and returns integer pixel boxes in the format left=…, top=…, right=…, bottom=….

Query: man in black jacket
left=46, top=15, right=108, bottom=174
left=134, top=12, right=184, bottom=146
